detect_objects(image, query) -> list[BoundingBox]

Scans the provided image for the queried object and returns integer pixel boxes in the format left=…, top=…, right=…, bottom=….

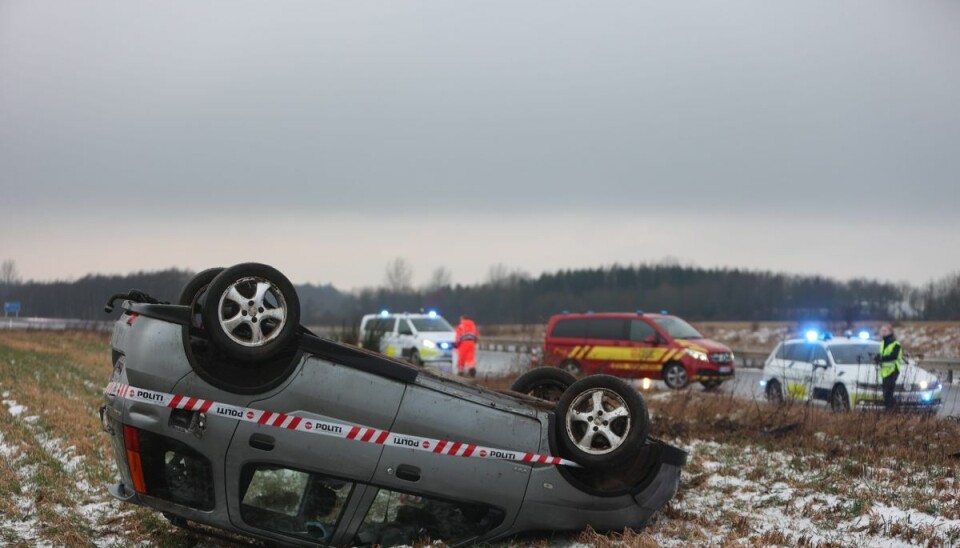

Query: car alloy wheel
left=216, top=277, right=288, bottom=347
left=565, top=388, right=631, bottom=455
left=560, top=360, right=582, bottom=377
left=663, top=363, right=688, bottom=389
left=831, top=386, right=850, bottom=412
left=765, top=380, right=784, bottom=404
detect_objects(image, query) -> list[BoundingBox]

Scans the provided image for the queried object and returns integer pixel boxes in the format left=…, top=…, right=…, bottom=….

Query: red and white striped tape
left=105, top=382, right=580, bottom=467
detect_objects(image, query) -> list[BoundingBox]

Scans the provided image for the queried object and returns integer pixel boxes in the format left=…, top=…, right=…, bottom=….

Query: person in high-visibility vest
left=455, top=315, right=479, bottom=377
left=876, top=324, right=903, bottom=410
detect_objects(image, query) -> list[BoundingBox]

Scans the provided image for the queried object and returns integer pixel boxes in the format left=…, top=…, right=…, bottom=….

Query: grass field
left=2, top=331, right=960, bottom=547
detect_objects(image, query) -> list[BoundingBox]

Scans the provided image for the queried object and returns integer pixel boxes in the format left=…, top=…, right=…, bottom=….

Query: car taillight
left=123, top=425, right=148, bottom=494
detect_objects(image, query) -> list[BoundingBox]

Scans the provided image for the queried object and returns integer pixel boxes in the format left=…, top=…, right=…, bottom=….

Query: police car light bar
left=858, top=330, right=870, bottom=340
left=380, top=309, right=390, bottom=317
left=805, top=330, right=819, bottom=342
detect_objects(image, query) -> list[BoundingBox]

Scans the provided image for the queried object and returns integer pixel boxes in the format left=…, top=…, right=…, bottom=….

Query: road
left=423, top=350, right=960, bottom=418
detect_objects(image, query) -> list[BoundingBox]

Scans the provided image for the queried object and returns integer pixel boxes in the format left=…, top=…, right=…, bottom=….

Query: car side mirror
left=812, top=358, right=828, bottom=369
left=644, top=335, right=658, bottom=345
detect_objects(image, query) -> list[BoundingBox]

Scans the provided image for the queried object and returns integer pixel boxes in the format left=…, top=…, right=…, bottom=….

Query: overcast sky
left=1, top=1, right=958, bottom=288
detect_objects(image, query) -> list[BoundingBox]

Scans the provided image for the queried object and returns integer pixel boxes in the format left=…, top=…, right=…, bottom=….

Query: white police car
left=761, top=331, right=942, bottom=412
left=359, top=311, right=456, bottom=366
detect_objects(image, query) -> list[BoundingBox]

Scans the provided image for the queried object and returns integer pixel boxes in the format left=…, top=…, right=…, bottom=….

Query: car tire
left=410, top=350, right=423, bottom=367
left=830, top=385, right=851, bottom=412
left=556, top=375, right=650, bottom=468
left=765, top=379, right=784, bottom=404
left=511, top=367, right=577, bottom=402
left=201, top=263, right=300, bottom=362
left=700, top=380, right=723, bottom=391
left=662, top=362, right=689, bottom=389
left=177, top=267, right=224, bottom=328
left=560, top=359, right=583, bottom=377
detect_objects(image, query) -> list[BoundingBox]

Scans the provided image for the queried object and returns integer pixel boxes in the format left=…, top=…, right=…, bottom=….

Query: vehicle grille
left=709, top=352, right=733, bottom=364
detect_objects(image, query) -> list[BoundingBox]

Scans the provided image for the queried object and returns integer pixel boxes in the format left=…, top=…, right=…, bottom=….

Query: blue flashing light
left=660, top=310, right=669, bottom=315
left=921, top=391, right=933, bottom=403
left=427, top=310, right=437, bottom=318
left=858, top=330, right=870, bottom=340
left=759, top=379, right=767, bottom=387
left=636, top=309, right=644, bottom=315
left=439, top=342, right=451, bottom=350
left=805, top=330, right=819, bottom=342
left=380, top=309, right=390, bottom=318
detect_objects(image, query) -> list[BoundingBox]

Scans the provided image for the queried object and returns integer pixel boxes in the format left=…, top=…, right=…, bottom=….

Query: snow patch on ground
left=3, top=399, right=27, bottom=417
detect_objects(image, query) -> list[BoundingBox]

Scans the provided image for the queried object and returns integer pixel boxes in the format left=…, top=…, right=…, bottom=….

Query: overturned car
left=100, top=263, right=686, bottom=546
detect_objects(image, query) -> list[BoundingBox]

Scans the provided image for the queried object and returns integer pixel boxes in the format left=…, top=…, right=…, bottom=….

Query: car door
left=582, top=318, right=630, bottom=374
left=808, top=344, right=832, bottom=404
left=783, top=343, right=813, bottom=400
left=379, top=318, right=399, bottom=357
left=223, top=353, right=408, bottom=545
left=628, top=319, right=669, bottom=376
left=396, top=319, right=416, bottom=359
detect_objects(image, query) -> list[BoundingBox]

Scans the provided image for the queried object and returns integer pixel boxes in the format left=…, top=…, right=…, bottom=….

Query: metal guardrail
left=0, top=317, right=113, bottom=332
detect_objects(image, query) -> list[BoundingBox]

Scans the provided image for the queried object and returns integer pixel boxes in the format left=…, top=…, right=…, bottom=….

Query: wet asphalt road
left=426, top=350, right=960, bottom=418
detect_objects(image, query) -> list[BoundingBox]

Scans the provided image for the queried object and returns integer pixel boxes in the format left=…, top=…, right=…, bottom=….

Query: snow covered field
left=2, top=331, right=959, bottom=547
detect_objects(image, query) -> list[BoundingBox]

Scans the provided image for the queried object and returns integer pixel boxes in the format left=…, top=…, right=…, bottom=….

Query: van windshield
left=828, top=343, right=880, bottom=365
left=410, top=317, right=453, bottom=332
left=652, top=317, right=703, bottom=340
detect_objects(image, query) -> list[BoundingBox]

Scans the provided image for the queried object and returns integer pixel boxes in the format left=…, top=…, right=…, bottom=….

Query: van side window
left=629, top=320, right=657, bottom=342
left=551, top=319, right=586, bottom=338
left=785, top=343, right=813, bottom=363
left=810, top=345, right=829, bottom=364
left=586, top=319, right=627, bottom=341
left=398, top=320, right=413, bottom=336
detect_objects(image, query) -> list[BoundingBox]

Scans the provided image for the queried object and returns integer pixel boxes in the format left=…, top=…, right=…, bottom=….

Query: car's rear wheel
left=765, top=379, right=784, bottom=404
left=556, top=375, right=649, bottom=468
left=830, top=385, right=851, bottom=412
left=409, top=349, right=423, bottom=367
left=511, top=367, right=577, bottom=402
left=700, top=380, right=723, bottom=391
left=177, top=267, right=224, bottom=328
left=201, top=263, right=300, bottom=362
left=560, top=359, right=582, bottom=377
left=662, top=362, right=689, bottom=389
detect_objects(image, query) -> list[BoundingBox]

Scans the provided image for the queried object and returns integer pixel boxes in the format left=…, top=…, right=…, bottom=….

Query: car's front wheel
left=765, top=379, right=784, bottom=404
left=409, top=350, right=423, bottom=367
left=830, top=385, right=851, bottom=412
left=511, top=367, right=577, bottom=402
left=700, top=380, right=723, bottom=391
left=201, top=263, right=300, bottom=362
left=662, top=362, right=689, bottom=389
left=177, top=267, right=224, bottom=328
left=556, top=375, right=649, bottom=468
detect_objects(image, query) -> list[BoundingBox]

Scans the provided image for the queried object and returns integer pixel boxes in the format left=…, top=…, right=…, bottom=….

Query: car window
left=240, top=465, right=354, bottom=543
left=810, top=345, right=829, bottom=364
left=828, top=343, right=880, bottom=365
left=586, top=319, right=628, bottom=340
left=398, top=320, right=413, bottom=336
left=371, top=318, right=395, bottom=335
left=629, top=320, right=657, bottom=342
left=354, top=488, right=504, bottom=547
left=551, top=319, right=586, bottom=338
left=784, top=343, right=814, bottom=363
left=651, top=317, right=703, bottom=339
left=409, top=317, right=453, bottom=332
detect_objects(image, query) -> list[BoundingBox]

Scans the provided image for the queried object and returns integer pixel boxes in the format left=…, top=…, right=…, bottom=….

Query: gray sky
left=2, top=1, right=958, bottom=288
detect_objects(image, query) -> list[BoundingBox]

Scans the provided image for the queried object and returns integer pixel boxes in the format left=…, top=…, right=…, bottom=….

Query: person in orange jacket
left=455, top=315, right=479, bottom=377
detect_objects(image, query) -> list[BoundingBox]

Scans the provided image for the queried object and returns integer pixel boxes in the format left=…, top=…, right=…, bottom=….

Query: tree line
left=2, top=259, right=959, bottom=324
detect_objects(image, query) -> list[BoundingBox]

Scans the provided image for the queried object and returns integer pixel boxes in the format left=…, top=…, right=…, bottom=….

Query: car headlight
left=422, top=339, right=437, bottom=349
left=685, top=349, right=709, bottom=362
left=918, top=380, right=928, bottom=390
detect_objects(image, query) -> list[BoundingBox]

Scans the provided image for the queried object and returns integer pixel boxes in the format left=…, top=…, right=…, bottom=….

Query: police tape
left=104, top=382, right=581, bottom=467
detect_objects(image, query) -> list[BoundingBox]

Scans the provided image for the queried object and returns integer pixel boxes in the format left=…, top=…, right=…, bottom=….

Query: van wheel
left=556, top=375, right=649, bottom=468
left=201, top=263, right=300, bottom=362
left=511, top=367, right=577, bottom=402
left=177, top=267, right=224, bottom=328
left=560, top=359, right=583, bottom=377
left=765, top=379, right=784, bottom=404
left=409, top=350, right=423, bottom=367
left=662, top=362, right=689, bottom=389
left=830, top=385, right=850, bottom=412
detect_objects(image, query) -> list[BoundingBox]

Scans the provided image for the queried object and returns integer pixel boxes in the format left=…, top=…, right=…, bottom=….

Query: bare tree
left=487, top=263, right=529, bottom=288
left=425, top=266, right=453, bottom=291
left=384, top=257, right=413, bottom=292
left=0, top=259, right=20, bottom=286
